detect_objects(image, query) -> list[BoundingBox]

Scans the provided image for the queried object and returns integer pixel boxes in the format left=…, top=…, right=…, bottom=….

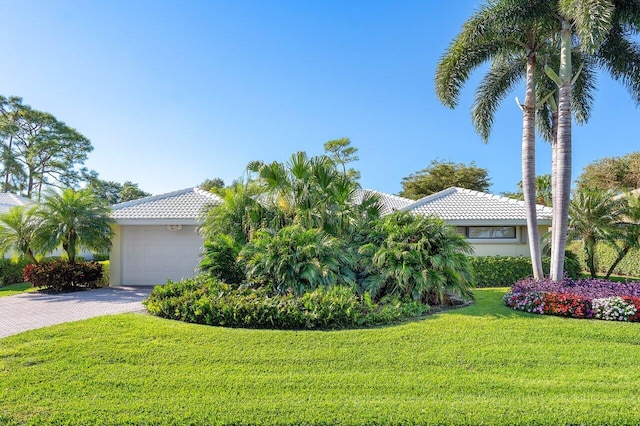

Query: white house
left=400, top=187, right=552, bottom=257
left=108, top=186, right=551, bottom=286
left=0, top=193, right=33, bottom=214
left=109, top=188, right=221, bottom=286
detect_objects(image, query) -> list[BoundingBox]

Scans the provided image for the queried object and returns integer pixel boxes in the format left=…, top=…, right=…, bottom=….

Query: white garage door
left=120, top=225, right=203, bottom=286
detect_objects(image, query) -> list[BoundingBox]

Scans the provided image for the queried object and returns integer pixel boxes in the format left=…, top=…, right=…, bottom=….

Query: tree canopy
left=86, top=175, right=151, bottom=205
left=200, top=178, right=225, bottom=193
left=0, top=96, right=92, bottom=199
left=576, top=152, right=640, bottom=191
left=399, top=160, right=491, bottom=199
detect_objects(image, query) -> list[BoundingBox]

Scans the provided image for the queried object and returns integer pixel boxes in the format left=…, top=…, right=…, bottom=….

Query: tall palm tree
left=0, top=205, right=39, bottom=263
left=549, top=0, right=640, bottom=280
left=568, top=188, right=626, bottom=278
left=35, top=188, right=114, bottom=263
left=436, top=0, right=556, bottom=278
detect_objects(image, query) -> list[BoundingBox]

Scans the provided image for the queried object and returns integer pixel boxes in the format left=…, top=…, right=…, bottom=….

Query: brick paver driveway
left=0, top=286, right=153, bottom=338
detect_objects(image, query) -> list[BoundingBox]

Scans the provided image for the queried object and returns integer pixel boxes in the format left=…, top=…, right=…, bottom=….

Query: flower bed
left=503, top=277, right=640, bottom=322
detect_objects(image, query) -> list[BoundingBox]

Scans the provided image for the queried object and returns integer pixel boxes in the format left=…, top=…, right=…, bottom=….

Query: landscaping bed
left=144, top=276, right=432, bottom=330
left=504, top=277, right=640, bottom=321
left=3, top=288, right=640, bottom=425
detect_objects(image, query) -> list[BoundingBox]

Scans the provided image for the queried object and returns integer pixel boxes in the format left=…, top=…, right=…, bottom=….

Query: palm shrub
left=359, top=212, right=474, bottom=304
left=239, top=225, right=355, bottom=295
left=0, top=205, right=40, bottom=263
left=199, top=183, right=270, bottom=245
left=34, top=188, right=114, bottom=263
left=568, top=188, right=626, bottom=278
left=604, top=193, right=640, bottom=278
left=199, top=234, right=245, bottom=284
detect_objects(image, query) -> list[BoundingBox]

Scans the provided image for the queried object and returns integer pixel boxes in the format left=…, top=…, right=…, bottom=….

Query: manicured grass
left=0, top=283, right=34, bottom=298
left=1, top=288, right=640, bottom=425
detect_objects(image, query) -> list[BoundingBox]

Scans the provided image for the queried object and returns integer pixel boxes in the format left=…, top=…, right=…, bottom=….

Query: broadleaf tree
left=399, top=160, right=491, bottom=200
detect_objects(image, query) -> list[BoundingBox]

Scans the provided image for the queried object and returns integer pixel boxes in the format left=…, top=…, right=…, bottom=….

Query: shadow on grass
left=0, top=282, right=32, bottom=297
left=444, top=287, right=545, bottom=320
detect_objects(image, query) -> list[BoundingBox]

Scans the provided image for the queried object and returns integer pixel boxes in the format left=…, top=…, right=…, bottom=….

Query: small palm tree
left=605, top=193, right=640, bottom=278
left=0, top=205, right=39, bottom=263
left=359, top=212, right=474, bottom=304
left=568, top=188, right=626, bottom=278
left=35, top=188, right=114, bottom=263
left=239, top=225, right=355, bottom=295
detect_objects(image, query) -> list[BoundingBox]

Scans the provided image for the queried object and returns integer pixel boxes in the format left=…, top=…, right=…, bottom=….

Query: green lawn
left=1, top=288, right=640, bottom=425
left=0, top=283, right=34, bottom=298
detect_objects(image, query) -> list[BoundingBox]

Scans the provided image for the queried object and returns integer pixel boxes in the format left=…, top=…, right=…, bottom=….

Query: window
left=467, top=226, right=516, bottom=239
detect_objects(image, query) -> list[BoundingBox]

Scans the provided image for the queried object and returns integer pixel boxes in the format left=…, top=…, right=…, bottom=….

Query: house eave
left=113, top=218, right=201, bottom=226
left=444, top=219, right=552, bottom=226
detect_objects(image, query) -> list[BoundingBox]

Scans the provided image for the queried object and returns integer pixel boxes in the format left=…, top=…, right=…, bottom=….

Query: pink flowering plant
left=503, top=277, right=640, bottom=322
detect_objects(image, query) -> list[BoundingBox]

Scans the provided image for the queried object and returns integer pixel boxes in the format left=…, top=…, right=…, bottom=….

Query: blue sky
left=0, top=0, right=637, bottom=197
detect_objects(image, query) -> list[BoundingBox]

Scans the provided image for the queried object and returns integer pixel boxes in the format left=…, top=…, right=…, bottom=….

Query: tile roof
left=403, top=187, right=553, bottom=223
left=352, top=189, right=414, bottom=215
left=0, top=193, right=33, bottom=214
left=111, top=188, right=222, bottom=222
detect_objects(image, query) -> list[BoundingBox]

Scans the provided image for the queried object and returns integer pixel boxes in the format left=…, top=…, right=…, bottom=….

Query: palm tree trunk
left=605, top=244, right=631, bottom=278
left=522, top=52, right=543, bottom=279
left=550, top=20, right=573, bottom=282
left=585, top=238, right=597, bottom=278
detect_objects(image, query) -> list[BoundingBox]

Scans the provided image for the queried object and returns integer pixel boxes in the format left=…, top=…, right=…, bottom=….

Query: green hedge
left=144, top=276, right=430, bottom=330
left=568, top=241, right=640, bottom=277
left=98, top=260, right=110, bottom=286
left=0, top=258, right=30, bottom=287
left=470, top=255, right=581, bottom=287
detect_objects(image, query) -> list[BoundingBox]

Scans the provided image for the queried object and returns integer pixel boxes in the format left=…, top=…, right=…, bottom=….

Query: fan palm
left=239, top=225, right=355, bottom=295
left=0, top=205, right=39, bottom=263
left=359, top=212, right=474, bottom=304
left=34, top=188, right=114, bottom=263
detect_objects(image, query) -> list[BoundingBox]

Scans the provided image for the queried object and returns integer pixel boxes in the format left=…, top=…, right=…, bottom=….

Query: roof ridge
left=112, top=187, right=197, bottom=209
left=360, top=188, right=413, bottom=203
left=193, top=187, right=223, bottom=202
left=451, top=187, right=553, bottom=212
left=402, top=187, right=457, bottom=211
left=0, top=192, right=33, bottom=206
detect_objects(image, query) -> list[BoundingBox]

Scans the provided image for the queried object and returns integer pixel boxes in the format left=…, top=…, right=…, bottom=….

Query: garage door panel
left=121, top=225, right=202, bottom=286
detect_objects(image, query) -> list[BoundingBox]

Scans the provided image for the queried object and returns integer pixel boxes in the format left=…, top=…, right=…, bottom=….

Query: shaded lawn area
left=0, top=283, right=34, bottom=298
left=1, top=288, right=640, bottom=425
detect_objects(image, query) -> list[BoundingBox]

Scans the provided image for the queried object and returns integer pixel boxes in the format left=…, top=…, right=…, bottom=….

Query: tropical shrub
left=358, top=212, right=474, bottom=304
left=144, top=276, right=430, bottom=330
left=92, top=253, right=109, bottom=261
left=568, top=241, right=640, bottom=277
left=504, top=277, right=640, bottom=322
left=0, top=258, right=30, bottom=286
left=98, top=260, right=110, bottom=287
left=470, top=254, right=581, bottom=287
left=23, top=260, right=104, bottom=292
left=239, top=225, right=355, bottom=295
left=199, top=234, right=245, bottom=284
